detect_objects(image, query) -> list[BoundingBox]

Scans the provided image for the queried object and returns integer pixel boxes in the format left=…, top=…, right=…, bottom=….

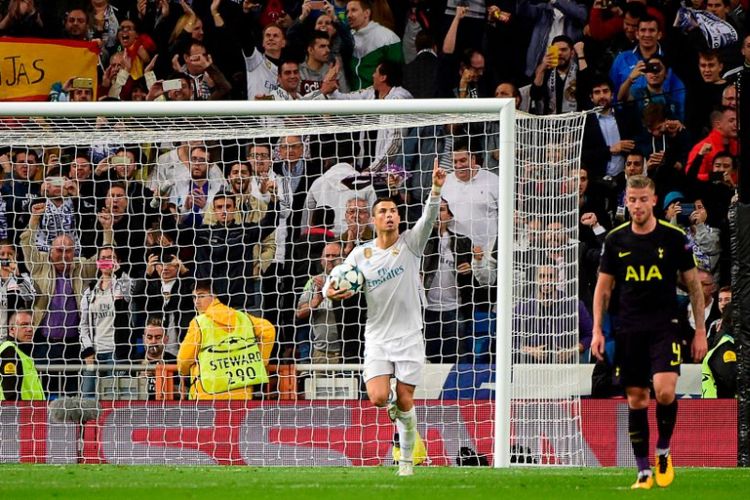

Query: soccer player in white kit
left=327, top=161, right=446, bottom=476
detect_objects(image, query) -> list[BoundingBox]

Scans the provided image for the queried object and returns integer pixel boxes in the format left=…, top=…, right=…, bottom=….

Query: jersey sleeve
left=598, top=234, right=617, bottom=275
left=404, top=194, right=441, bottom=256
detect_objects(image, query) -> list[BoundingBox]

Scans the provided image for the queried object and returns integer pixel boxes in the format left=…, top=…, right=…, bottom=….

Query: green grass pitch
left=1, top=466, right=749, bottom=499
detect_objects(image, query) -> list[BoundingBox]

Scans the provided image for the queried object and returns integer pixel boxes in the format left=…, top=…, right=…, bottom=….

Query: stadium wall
left=0, top=400, right=736, bottom=467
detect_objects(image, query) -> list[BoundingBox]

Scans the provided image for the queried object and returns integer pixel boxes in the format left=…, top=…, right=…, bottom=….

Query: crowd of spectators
left=0, top=0, right=746, bottom=400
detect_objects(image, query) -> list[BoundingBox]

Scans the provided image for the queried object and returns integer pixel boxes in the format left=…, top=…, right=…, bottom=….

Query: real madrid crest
left=391, top=247, right=400, bottom=256
left=364, top=248, right=372, bottom=259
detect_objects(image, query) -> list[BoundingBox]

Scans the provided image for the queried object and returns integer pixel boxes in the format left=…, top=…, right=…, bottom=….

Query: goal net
left=0, top=100, right=586, bottom=467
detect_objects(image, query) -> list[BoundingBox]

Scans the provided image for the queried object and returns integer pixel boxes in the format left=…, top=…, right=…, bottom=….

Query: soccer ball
left=329, top=263, right=365, bottom=294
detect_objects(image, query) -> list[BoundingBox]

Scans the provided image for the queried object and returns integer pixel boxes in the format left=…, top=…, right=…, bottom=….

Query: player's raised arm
left=404, top=159, right=446, bottom=255
left=682, top=267, right=707, bottom=362
left=591, top=271, right=615, bottom=362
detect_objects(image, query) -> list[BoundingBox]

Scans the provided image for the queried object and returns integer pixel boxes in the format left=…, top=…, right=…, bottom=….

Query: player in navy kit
left=592, top=175, right=707, bottom=489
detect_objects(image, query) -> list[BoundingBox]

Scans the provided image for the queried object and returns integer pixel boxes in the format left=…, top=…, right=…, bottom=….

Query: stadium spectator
left=89, top=0, right=120, bottom=63
left=269, top=59, right=332, bottom=100
left=150, top=141, right=224, bottom=197
left=22, top=206, right=113, bottom=397
left=513, top=263, right=593, bottom=364
left=114, top=18, right=155, bottom=80
left=531, top=36, right=581, bottom=115
left=402, top=30, right=438, bottom=99
left=518, top=0, right=587, bottom=80
left=422, top=199, right=474, bottom=364
left=340, top=197, right=374, bottom=257
left=621, top=55, right=686, bottom=125
left=679, top=268, right=722, bottom=363
left=299, top=31, right=350, bottom=95
left=440, top=7, right=491, bottom=99
left=581, top=76, right=635, bottom=179
left=79, top=246, right=132, bottom=399
left=244, top=23, right=287, bottom=99
left=194, top=191, right=278, bottom=311
left=176, top=40, right=232, bottom=100
left=139, top=315, right=179, bottom=401
left=147, top=72, right=195, bottom=101
left=62, top=8, right=90, bottom=41
left=34, top=176, right=80, bottom=254
left=0, top=310, right=44, bottom=401
left=686, top=106, right=739, bottom=182
left=2, top=150, right=41, bottom=242
left=177, top=280, right=275, bottom=400
left=0, top=241, right=35, bottom=340
left=440, top=141, right=499, bottom=252
left=134, top=246, right=194, bottom=357
left=171, top=145, right=227, bottom=228
left=0, top=0, right=45, bottom=37
left=347, top=0, right=403, bottom=90
left=304, top=161, right=376, bottom=236
left=296, top=241, right=345, bottom=364
left=687, top=51, right=729, bottom=136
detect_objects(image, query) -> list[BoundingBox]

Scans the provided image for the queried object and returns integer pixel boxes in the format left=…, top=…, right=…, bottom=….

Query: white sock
left=395, top=407, right=417, bottom=463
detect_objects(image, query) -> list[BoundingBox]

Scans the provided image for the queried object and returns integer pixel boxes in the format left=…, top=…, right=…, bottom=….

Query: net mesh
left=0, top=105, right=586, bottom=466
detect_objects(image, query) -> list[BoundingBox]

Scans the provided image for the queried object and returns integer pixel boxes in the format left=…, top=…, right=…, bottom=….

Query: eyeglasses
left=250, top=153, right=271, bottom=160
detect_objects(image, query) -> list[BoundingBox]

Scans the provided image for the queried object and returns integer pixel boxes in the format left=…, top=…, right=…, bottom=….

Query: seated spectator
left=134, top=246, right=194, bottom=357
left=0, top=241, right=35, bottom=340
left=513, top=263, right=593, bottom=364
left=0, top=310, right=44, bottom=401
left=139, top=315, right=179, bottom=401
left=340, top=197, right=374, bottom=257
left=296, top=241, right=345, bottom=364
left=177, top=280, right=275, bottom=400
left=79, top=246, right=132, bottom=398
left=22, top=206, right=113, bottom=397
left=422, top=199, right=474, bottom=364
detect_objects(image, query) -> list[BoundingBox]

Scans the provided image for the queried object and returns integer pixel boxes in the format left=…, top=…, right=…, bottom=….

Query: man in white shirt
left=169, top=146, right=226, bottom=227
left=245, top=24, right=286, bottom=99
left=440, top=141, right=499, bottom=252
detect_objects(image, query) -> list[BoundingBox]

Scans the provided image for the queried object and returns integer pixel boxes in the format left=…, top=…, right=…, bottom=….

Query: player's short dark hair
left=194, top=279, right=215, bottom=295
left=372, top=196, right=400, bottom=214
left=626, top=175, right=656, bottom=192
left=623, top=2, right=647, bottom=19
left=414, top=30, right=435, bottom=52
left=377, top=60, right=402, bottom=87
left=589, top=74, right=614, bottom=94
left=550, top=35, right=573, bottom=48
left=638, top=15, right=659, bottom=29
left=308, top=30, right=330, bottom=48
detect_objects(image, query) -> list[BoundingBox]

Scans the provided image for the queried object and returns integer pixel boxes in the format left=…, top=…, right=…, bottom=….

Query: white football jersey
left=342, top=195, right=440, bottom=346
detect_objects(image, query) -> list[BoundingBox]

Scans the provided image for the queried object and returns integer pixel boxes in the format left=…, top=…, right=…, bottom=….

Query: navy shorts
left=614, top=325, right=681, bottom=388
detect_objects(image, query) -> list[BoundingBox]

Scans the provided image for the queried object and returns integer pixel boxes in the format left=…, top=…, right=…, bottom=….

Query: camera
left=676, top=203, right=695, bottom=226
left=0, top=259, right=11, bottom=267
left=644, top=62, right=662, bottom=74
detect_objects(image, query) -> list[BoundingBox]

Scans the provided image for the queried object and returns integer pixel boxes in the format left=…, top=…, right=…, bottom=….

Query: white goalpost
left=0, top=99, right=586, bottom=467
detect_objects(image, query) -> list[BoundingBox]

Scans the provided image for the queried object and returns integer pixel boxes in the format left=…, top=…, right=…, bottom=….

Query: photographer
left=619, top=55, right=686, bottom=124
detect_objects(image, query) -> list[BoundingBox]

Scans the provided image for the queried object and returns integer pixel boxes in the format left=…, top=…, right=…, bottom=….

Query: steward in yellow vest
left=0, top=310, right=45, bottom=401
left=177, top=282, right=275, bottom=400
left=701, top=302, right=737, bottom=399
